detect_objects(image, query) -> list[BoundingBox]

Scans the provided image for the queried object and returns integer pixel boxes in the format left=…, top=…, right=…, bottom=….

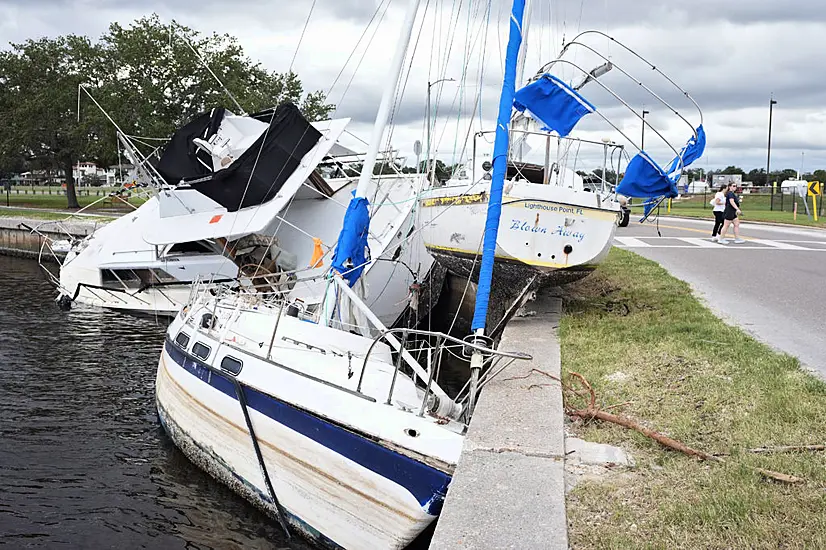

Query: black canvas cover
left=156, top=108, right=226, bottom=185
left=157, top=103, right=322, bottom=212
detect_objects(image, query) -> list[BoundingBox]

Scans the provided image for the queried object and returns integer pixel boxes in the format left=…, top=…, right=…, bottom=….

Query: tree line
left=0, top=14, right=334, bottom=208
left=707, top=166, right=825, bottom=186
left=586, top=166, right=824, bottom=187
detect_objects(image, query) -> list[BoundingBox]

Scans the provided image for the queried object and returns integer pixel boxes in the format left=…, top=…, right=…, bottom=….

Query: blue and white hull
left=156, top=318, right=460, bottom=549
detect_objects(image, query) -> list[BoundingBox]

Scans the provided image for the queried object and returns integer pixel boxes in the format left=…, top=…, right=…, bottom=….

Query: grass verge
left=0, top=207, right=116, bottom=222
left=630, top=193, right=826, bottom=228
left=561, top=248, right=826, bottom=549
left=1, top=192, right=145, bottom=211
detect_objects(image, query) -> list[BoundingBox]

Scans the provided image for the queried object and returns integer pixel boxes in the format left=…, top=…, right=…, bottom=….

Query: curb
left=430, top=287, right=568, bottom=549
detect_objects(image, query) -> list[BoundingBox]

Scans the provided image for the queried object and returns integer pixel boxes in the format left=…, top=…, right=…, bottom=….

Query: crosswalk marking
left=678, top=237, right=727, bottom=248
left=749, top=239, right=809, bottom=250
left=614, top=237, right=652, bottom=247
left=614, top=237, right=826, bottom=251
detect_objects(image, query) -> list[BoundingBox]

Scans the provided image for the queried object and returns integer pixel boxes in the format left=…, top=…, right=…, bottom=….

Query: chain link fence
left=673, top=186, right=824, bottom=219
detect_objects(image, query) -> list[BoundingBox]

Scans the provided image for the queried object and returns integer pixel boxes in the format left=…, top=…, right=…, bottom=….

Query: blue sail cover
left=619, top=125, right=707, bottom=201
left=331, top=196, right=370, bottom=286
left=513, top=74, right=596, bottom=137
left=616, top=151, right=678, bottom=199
left=471, top=0, right=526, bottom=333
left=665, top=124, right=706, bottom=180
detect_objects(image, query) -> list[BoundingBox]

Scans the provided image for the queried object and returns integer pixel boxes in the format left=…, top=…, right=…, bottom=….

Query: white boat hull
left=420, top=181, right=619, bottom=281
left=66, top=283, right=194, bottom=316
left=58, top=175, right=436, bottom=325
left=156, top=321, right=458, bottom=549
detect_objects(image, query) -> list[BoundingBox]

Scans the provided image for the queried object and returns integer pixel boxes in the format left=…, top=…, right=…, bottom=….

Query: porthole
left=221, top=356, right=243, bottom=376
left=192, top=342, right=211, bottom=360
left=174, top=331, right=190, bottom=349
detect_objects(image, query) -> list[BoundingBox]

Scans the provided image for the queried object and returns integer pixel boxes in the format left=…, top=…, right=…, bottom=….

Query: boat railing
left=327, top=276, right=532, bottom=421
left=181, top=272, right=535, bottom=423
left=359, top=326, right=532, bottom=422
left=471, top=128, right=627, bottom=195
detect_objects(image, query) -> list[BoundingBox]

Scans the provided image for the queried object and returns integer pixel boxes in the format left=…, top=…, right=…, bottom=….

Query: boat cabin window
left=175, top=331, right=190, bottom=349
left=165, top=241, right=214, bottom=256
left=220, top=356, right=243, bottom=376
left=192, top=342, right=211, bottom=361
left=101, top=268, right=177, bottom=289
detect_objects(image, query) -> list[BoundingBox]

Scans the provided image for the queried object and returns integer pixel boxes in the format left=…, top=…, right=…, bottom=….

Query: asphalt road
left=615, top=216, right=826, bottom=376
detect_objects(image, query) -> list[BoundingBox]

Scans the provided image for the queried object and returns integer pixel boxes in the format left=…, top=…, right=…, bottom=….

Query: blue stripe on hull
left=163, top=339, right=452, bottom=515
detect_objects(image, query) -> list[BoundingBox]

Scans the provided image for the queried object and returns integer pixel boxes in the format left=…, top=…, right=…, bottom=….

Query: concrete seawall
left=430, top=287, right=568, bottom=549
left=0, top=217, right=100, bottom=263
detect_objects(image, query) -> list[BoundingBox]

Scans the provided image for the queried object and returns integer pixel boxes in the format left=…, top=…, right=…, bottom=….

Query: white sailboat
left=153, top=0, right=533, bottom=547
left=418, top=26, right=705, bottom=296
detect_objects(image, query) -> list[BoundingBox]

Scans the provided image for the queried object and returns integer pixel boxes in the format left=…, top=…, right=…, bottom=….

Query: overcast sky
left=2, top=0, right=824, bottom=175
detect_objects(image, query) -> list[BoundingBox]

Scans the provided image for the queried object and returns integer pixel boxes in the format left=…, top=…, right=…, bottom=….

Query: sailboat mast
left=470, top=0, right=527, bottom=334
left=512, top=0, right=533, bottom=162
left=355, top=0, right=422, bottom=199
left=514, top=0, right=533, bottom=87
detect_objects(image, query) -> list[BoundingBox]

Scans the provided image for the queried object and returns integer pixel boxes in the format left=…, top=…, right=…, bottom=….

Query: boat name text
left=523, top=203, right=585, bottom=215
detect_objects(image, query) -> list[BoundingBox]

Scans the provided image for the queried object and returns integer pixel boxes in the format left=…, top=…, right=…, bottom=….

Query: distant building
left=72, top=162, right=134, bottom=186
left=73, top=162, right=99, bottom=181
left=780, top=179, right=808, bottom=195
left=713, top=174, right=742, bottom=186
left=687, top=181, right=708, bottom=193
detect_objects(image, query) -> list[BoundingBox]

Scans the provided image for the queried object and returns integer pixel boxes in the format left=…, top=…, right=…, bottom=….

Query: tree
left=0, top=35, right=108, bottom=208
left=416, top=159, right=453, bottom=182
left=592, top=168, right=618, bottom=184
left=777, top=168, right=798, bottom=182
left=747, top=168, right=767, bottom=187
left=685, top=168, right=705, bottom=182
left=720, top=165, right=746, bottom=176
left=96, top=15, right=333, bottom=139
left=0, top=14, right=334, bottom=209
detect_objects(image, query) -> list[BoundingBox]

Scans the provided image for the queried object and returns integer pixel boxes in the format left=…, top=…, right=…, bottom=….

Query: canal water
left=0, top=257, right=308, bottom=549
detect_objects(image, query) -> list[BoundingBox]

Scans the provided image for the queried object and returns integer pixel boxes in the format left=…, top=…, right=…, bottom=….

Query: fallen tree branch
left=753, top=468, right=803, bottom=484
left=567, top=406, right=721, bottom=463
left=603, top=401, right=634, bottom=411
left=564, top=371, right=803, bottom=484
left=749, top=445, right=826, bottom=454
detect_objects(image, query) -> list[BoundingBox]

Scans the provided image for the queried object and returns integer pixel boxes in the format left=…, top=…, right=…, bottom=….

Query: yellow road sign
left=808, top=181, right=820, bottom=222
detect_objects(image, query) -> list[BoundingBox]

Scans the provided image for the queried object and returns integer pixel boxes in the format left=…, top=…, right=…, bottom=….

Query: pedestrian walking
left=710, top=183, right=726, bottom=241
left=719, top=182, right=744, bottom=244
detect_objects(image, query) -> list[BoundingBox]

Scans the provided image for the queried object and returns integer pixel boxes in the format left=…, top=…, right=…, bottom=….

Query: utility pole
left=767, top=96, right=777, bottom=208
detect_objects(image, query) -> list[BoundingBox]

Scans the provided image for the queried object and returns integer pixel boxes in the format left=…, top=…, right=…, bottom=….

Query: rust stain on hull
left=157, top=356, right=423, bottom=523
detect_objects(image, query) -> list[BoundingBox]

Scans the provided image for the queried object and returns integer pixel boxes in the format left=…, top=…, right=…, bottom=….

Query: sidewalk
left=430, top=287, right=568, bottom=549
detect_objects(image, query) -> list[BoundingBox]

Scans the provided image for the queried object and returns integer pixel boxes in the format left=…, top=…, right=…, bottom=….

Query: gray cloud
left=4, top=0, right=826, bottom=171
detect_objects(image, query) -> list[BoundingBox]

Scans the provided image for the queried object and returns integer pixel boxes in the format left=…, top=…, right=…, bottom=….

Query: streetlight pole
left=641, top=109, right=650, bottom=150
left=767, top=96, right=777, bottom=188
left=767, top=96, right=777, bottom=209
left=426, top=77, right=455, bottom=184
